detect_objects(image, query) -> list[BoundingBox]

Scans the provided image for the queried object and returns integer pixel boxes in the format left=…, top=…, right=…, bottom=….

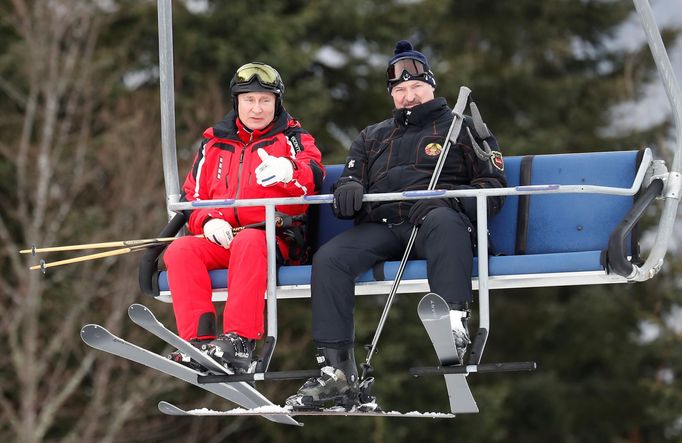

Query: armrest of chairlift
left=604, top=178, right=664, bottom=278
left=138, top=212, right=186, bottom=297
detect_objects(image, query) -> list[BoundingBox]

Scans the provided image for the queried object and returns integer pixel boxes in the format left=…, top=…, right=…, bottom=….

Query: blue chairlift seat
left=152, top=149, right=644, bottom=302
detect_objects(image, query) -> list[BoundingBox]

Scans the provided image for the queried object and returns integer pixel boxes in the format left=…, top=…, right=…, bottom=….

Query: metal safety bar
left=167, top=147, right=654, bottom=214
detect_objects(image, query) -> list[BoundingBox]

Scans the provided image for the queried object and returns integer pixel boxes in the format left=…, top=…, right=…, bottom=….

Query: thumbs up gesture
left=255, top=148, right=294, bottom=187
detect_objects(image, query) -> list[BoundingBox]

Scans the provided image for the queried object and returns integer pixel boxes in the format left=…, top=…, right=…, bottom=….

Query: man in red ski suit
left=164, top=62, right=324, bottom=373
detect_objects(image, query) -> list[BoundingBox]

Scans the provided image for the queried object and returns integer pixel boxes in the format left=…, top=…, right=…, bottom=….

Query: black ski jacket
left=334, top=97, right=507, bottom=224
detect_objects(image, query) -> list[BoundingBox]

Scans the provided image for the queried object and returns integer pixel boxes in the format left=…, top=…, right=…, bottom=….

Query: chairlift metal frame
left=150, top=0, right=681, bottom=412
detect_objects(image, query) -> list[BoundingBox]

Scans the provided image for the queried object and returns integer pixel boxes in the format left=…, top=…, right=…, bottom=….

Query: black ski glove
left=333, top=179, right=364, bottom=218
left=408, top=198, right=459, bottom=226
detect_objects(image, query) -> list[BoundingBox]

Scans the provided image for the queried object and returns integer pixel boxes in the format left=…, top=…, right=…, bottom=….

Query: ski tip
left=128, top=303, right=153, bottom=321
left=80, top=324, right=111, bottom=345
left=418, top=293, right=443, bottom=306
left=417, top=293, right=449, bottom=316
left=158, top=401, right=185, bottom=416
left=128, top=303, right=148, bottom=313
left=419, top=292, right=443, bottom=302
left=80, top=323, right=103, bottom=335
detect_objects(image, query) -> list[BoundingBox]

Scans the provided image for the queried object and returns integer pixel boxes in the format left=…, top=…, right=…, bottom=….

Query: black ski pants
left=311, top=207, right=474, bottom=348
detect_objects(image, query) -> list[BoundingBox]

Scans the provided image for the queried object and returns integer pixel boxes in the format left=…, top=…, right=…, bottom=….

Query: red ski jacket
left=182, top=110, right=325, bottom=234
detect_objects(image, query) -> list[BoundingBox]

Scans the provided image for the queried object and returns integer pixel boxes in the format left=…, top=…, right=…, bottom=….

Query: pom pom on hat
left=389, top=40, right=430, bottom=69
left=394, top=40, right=414, bottom=54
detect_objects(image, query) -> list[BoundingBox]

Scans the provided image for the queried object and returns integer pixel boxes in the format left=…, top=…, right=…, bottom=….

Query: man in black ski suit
left=287, top=40, right=507, bottom=410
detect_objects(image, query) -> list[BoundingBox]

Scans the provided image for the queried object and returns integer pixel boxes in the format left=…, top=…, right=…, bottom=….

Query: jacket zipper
left=233, top=131, right=253, bottom=226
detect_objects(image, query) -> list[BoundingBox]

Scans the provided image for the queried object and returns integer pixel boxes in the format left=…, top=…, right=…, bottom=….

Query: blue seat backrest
left=314, top=151, right=639, bottom=257
left=488, top=157, right=521, bottom=255
left=317, top=165, right=354, bottom=247
left=524, top=151, right=637, bottom=254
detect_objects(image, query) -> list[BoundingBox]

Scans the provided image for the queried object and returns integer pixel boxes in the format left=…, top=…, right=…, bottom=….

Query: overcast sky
left=607, top=0, right=682, bottom=133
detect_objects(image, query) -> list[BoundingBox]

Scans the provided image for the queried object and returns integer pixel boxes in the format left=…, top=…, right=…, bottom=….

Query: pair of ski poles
left=20, top=218, right=289, bottom=273
left=20, top=235, right=199, bottom=273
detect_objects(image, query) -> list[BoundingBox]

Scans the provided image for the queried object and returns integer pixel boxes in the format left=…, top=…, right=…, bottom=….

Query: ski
left=80, top=323, right=301, bottom=426
left=125, top=303, right=302, bottom=426
left=127, top=304, right=233, bottom=375
left=158, top=401, right=456, bottom=419
left=417, top=293, right=479, bottom=414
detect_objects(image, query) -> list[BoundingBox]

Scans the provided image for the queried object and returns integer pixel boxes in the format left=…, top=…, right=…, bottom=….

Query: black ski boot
left=167, top=338, right=211, bottom=372
left=450, top=306, right=471, bottom=364
left=286, top=347, right=360, bottom=411
left=202, top=333, right=255, bottom=374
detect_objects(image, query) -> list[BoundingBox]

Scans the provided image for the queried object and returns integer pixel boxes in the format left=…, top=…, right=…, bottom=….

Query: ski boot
left=286, top=347, right=361, bottom=411
left=450, top=303, right=471, bottom=364
left=202, top=332, right=255, bottom=374
left=167, top=338, right=211, bottom=372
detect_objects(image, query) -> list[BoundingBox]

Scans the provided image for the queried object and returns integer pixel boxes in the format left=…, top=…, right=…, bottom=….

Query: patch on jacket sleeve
left=216, top=156, right=223, bottom=180
left=491, top=151, right=504, bottom=171
left=286, top=134, right=302, bottom=155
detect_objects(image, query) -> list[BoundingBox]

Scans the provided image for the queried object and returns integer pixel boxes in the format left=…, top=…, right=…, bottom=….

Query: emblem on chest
left=424, top=143, right=442, bottom=156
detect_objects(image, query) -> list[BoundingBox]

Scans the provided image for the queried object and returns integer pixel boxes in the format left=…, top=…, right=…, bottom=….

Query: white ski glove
left=255, top=148, right=294, bottom=187
left=203, top=218, right=234, bottom=249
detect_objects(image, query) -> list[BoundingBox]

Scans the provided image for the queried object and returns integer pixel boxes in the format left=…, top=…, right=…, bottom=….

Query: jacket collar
left=392, top=97, right=449, bottom=127
left=235, top=117, right=273, bottom=143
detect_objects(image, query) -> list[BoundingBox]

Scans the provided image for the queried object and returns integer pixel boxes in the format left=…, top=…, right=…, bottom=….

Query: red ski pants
left=163, top=229, right=288, bottom=341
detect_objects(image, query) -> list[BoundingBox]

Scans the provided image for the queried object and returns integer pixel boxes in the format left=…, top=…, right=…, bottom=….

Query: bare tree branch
left=0, top=75, right=27, bottom=108
left=1, top=2, right=172, bottom=441
left=0, top=213, right=25, bottom=287
left=34, top=354, right=96, bottom=441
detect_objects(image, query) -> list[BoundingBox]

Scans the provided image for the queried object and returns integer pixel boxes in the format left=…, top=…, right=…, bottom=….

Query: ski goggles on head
left=234, top=62, right=282, bottom=89
left=386, top=57, right=429, bottom=83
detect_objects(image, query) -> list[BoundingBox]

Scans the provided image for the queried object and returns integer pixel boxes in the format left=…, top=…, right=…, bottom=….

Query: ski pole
left=20, top=237, right=188, bottom=255
left=21, top=214, right=298, bottom=256
left=30, top=245, right=155, bottom=272
left=360, top=86, right=472, bottom=380
left=26, top=218, right=295, bottom=272
left=28, top=235, right=203, bottom=272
